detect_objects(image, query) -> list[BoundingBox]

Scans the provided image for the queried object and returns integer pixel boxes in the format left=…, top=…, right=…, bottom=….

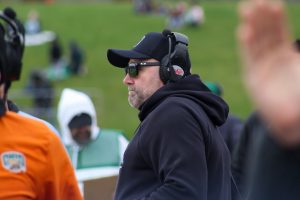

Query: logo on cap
left=1, top=151, right=26, bottom=173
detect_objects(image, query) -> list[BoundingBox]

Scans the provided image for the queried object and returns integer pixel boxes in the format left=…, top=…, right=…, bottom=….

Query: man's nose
left=123, top=73, right=134, bottom=85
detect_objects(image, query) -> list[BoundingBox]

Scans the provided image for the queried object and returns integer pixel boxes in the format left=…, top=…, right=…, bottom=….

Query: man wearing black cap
left=107, top=30, right=231, bottom=199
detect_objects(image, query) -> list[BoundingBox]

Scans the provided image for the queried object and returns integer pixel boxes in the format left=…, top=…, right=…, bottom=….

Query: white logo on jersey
left=1, top=151, right=26, bottom=173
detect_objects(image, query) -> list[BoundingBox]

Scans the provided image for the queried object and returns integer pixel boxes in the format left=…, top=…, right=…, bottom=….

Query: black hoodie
left=115, top=75, right=231, bottom=200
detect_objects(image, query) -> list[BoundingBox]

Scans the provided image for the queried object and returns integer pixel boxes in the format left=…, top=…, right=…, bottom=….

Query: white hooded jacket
left=57, top=88, right=128, bottom=171
left=57, top=88, right=100, bottom=147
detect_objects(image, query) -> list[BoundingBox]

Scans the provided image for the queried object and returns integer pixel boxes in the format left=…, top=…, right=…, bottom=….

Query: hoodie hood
left=57, top=88, right=100, bottom=146
left=139, top=75, right=229, bottom=126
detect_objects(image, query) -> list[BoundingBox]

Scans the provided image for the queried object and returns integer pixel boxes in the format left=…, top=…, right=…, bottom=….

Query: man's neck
left=0, top=83, right=8, bottom=116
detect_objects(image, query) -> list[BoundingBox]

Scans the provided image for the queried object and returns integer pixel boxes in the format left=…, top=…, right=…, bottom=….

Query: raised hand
left=238, top=0, right=300, bottom=146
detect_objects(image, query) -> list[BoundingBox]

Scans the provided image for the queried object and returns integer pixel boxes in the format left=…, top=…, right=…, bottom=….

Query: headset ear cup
left=159, top=55, right=170, bottom=84
left=159, top=66, right=167, bottom=84
left=5, top=42, right=22, bottom=80
left=5, top=44, right=13, bottom=79
left=169, top=65, right=185, bottom=82
left=160, top=54, right=185, bottom=83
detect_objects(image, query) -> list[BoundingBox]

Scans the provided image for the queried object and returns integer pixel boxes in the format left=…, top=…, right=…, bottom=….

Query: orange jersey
left=0, top=111, right=83, bottom=200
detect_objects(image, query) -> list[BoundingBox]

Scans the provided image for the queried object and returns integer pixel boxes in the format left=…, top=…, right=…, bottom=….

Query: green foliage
left=1, top=2, right=300, bottom=138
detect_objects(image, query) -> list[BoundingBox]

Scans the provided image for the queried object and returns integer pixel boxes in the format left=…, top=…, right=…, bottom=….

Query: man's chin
left=128, top=99, right=137, bottom=108
left=128, top=98, right=140, bottom=109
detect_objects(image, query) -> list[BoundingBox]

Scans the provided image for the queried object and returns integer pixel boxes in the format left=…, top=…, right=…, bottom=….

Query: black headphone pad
left=159, top=55, right=171, bottom=84
left=160, top=50, right=186, bottom=84
left=159, top=30, right=189, bottom=84
left=5, top=42, right=22, bottom=80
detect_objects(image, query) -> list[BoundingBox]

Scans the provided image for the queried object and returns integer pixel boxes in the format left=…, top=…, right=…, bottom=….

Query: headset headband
left=0, top=9, right=24, bottom=45
left=173, top=32, right=189, bottom=46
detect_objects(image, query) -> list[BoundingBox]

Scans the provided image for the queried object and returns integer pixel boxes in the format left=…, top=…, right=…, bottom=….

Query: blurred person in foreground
left=0, top=7, right=82, bottom=200
left=26, top=70, right=54, bottom=122
left=234, top=0, right=300, bottom=199
left=107, top=29, right=231, bottom=200
left=232, top=39, right=300, bottom=200
left=57, top=88, right=129, bottom=170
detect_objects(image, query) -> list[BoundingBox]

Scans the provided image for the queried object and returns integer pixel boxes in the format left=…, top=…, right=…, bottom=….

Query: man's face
left=123, top=58, right=164, bottom=108
left=70, top=125, right=92, bottom=146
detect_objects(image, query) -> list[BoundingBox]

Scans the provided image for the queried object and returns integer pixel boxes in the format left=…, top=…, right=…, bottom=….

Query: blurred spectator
left=68, top=41, right=85, bottom=75
left=49, top=36, right=63, bottom=65
left=184, top=1, right=205, bottom=27
left=24, top=10, right=41, bottom=35
left=133, top=0, right=154, bottom=14
left=47, top=36, right=68, bottom=80
left=167, top=1, right=187, bottom=29
left=24, top=11, right=56, bottom=47
left=57, top=88, right=129, bottom=169
left=205, top=81, right=244, bottom=154
left=26, top=70, right=54, bottom=122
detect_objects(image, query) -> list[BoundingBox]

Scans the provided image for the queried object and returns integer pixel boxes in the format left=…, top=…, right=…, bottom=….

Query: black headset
left=0, top=7, right=25, bottom=82
left=159, top=30, right=189, bottom=84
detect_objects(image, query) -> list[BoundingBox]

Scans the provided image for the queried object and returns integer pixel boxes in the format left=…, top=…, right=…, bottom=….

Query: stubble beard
left=128, top=89, right=144, bottom=109
left=128, top=85, right=150, bottom=109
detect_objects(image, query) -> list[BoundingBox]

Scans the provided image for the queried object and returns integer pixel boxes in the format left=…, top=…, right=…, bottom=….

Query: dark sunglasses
left=125, top=61, right=160, bottom=77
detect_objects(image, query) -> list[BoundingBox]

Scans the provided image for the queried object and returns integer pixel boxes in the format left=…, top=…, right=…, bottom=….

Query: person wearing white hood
left=57, top=88, right=129, bottom=170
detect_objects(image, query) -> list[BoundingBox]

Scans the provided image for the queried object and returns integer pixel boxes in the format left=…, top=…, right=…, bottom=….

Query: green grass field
left=1, top=2, right=300, bottom=138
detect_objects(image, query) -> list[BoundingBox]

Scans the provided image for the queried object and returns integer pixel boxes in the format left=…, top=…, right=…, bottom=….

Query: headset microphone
left=162, top=30, right=173, bottom=69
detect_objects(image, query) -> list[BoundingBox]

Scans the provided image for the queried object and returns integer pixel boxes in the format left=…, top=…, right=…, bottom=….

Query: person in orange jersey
left=0, top=7, right=83, bottom=200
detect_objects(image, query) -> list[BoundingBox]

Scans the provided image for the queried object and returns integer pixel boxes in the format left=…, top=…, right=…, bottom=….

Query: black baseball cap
left=107, top=32, right=170, bottom=68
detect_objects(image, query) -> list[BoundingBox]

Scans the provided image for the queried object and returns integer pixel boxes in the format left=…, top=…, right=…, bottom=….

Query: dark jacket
left=115, top=75, right=231, bottom=200
left=232, top=112, right=300, bottom=200
left=219, top=114, right=243, bottom=155
left=231, top=112, right=262, bottom=198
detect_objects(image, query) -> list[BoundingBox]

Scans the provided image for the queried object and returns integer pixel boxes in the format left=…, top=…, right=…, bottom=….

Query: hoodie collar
left=138, top=75, right=229, bottom=126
